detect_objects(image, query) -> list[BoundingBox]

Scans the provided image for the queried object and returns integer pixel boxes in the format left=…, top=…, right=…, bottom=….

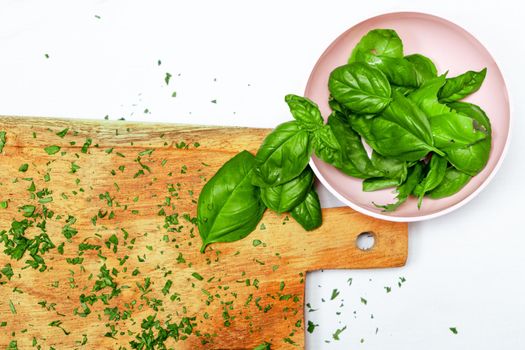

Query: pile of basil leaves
left=198, top=29, right=491, bottom=252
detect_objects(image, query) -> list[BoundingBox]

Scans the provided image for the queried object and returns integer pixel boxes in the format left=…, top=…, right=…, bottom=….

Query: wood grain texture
left=0, top=117, right=407, bottom=349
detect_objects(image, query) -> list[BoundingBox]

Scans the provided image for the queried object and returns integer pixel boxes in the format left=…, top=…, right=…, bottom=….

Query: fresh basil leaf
left=198, top=151, right=266, bottom=252
left=252, top=121, right=312, bottom=187
left=328, top=62, right=392, bottom=114
left=382, top=90, right=435, bottom=147
left=285, top=94, right=324, bottom=131
left=408, top=75, right=450, bottom=115
left=408, top=76, right=488, bottom=149
left=445, top=102, right=492, bottom=176
left=392, top=85, right=415, bottom=96
left=428, top=167, right=472, bottom=199
left=374, top=162, right=423, bottom=212
left=413, top=154, right=448, bottom=208
left=313, top=115, right=380, bottom=179
left=328, top=95, right=349, bottom=115
left=327, top=113, right=382, bottom=178
left=361, top=54, right=421, bottom=87
left=429, top=112, right=488, bottom=149
left=349, top=29, right=403, bottom=63
left=312, top=124, right=343, bottom=167
left=405, top=54, right=437, bottom=83
left=370, top=151, right=407, bottom=182
left=362, top=177, right=399, bottom=192
left=349, top=91, right=442, bottom=161
left=290, top=188, right=322, bottom=231
left=438, top=68, right=487, bottom=102
left=261, top=167, right=314, bottom=213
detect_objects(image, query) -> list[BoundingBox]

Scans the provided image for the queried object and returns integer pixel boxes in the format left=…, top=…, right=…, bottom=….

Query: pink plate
left=305, top=12, right=511, bottom=222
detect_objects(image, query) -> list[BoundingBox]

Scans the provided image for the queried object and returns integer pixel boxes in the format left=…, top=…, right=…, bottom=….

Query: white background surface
left=0, top=1, right=524, bottom=349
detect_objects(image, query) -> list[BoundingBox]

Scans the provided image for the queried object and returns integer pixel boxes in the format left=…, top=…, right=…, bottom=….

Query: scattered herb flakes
left=94, top=14, right=101, bottom=19
left=385, top=286, right=392, bottom=293
left=191, top=272, right=204, bottom=281
left=44, top=53, right=50, bottom=59
left=360, top=297, right=367, bottom=305
left=49, top=320, right=70, bottom=335
left=44, top=145, right=61, bottom=155
left=332, top=325, right=347, bottom=341
left=0, top=131, right=5, bottom=153
left=0, top=200, right=7, bottom=209
left=211, top=99, right=217, bottom=104
left=307, top=320, right=318, bottom=334
left=253, top=342, right=271, bottom=350
left=81, top=138, right=92, bottom=153
left=171, top=91, right=177, bottom=98
left=450, top=327, right=458, bottom=334
left=330, top=289, right=340, bottom=300
left=9, top=300, right=16, bottom=314
left=56, top=128, right=69, bottom=138
left=164, top=72, right=172, bottom=85
left=1, top=264, right=14, bottom=280
left=18, top=163, right=29, bottom=172
left=252, top=239, right=262, bottom=247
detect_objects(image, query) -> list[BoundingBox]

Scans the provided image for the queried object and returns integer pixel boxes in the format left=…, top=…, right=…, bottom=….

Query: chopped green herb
left=81, top=138, right=92, bottom=153
left=191, top=272, right=204, bottom=281
left=307, top=320, right=318, bottom=334
left=165, top=72, right=172, bottom=85
left=331, top=289, right=340, bottom=300
left=0, top=131, right=6, bottom=153
left=44, top=145, right=61, bottom=155
left=56, top=128, right=69, bottom=138
left=9, top=300, right=16, bottom=314
left=332, top=326, right=347, bottom=340
left=450, top=327, right=458, bottom=334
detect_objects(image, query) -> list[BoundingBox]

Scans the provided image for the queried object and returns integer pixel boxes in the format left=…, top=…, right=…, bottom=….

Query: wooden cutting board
left=0, top=117, right=407, bottom=349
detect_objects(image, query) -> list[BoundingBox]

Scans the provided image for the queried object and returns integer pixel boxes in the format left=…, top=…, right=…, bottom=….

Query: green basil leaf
left=445, top=102, right=492, bottom=176
left=428, top=167, right=472, bottom=199
left=438, top=68, right=487, bottom=102
left=328, top=62, right=392, bottom=114
left=408, top=76, right=488, bottom=149
left=349, top=29, right=403, bottom=63
left=198, top=151, right=266, bottom=252
left=361, top=54, right=421, bottom=87
left=370, top=151, right=407, bottom=182
left=252, top=121, right=312, bottom=187
left=374, top=162, right=423, bottom=212
left=408, top=75, right=450, bottom=115
left=312, top=124, right=343, bottom=168
left=285, top=94, right=324, bottom=131
left=429, top=112, right=488, bottom=149
left=413, top=154, right=448, bottom=208
left=349, top=91, right=442, bottom=161
left=405, top=54, right=437, bottom=84
left=327, top=113, right=382, bottom=178
left=392, top=85, right=415, bottom=96
left=362, top=177, right=399, bottom=192
left=328, top=95, right=350, bottom=115
left=290, top=188, right=322, bottom=231
left=261, top=167, right=314, bottom=213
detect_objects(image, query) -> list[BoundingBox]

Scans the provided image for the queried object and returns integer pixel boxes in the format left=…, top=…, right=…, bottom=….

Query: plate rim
left=305, top=11, right=513, bottom=222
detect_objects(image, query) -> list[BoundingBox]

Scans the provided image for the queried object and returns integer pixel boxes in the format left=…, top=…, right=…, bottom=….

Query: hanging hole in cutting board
left=356, top=231, right=375, bottom=251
